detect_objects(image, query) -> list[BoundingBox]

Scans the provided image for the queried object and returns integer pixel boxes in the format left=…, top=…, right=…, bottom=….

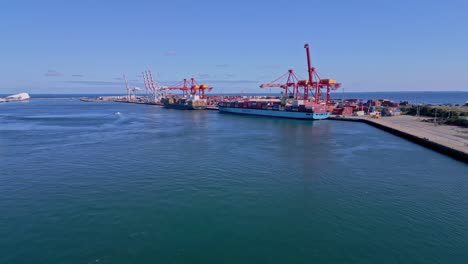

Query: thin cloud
left=114, top=77, right=123, bottom=81
left=65, top=81, right=123, bottom=86
left=198, top=73, right=210, bottom=79
left=261, top=64, right=281, bottom=69
left=164, top=50, right=177, bottom=56
left=158, top=81, right=180, bottom=86
left=45, top=70, right=63, bottom=77
left=71, top=74, right=84, bottom=77
left=258, top=75, right=271, bottom=80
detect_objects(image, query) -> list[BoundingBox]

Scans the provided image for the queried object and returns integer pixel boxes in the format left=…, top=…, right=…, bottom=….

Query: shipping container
left=333, top=108, right=344, bottom=115
left=342, top=106, right=354, bottom=115
left=354, top=110, right=365, bottom=116
left=292, top=100, right=305, bottom=107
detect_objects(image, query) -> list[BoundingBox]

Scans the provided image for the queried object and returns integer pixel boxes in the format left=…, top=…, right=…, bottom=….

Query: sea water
left=1, top=99, right=467, bottom=263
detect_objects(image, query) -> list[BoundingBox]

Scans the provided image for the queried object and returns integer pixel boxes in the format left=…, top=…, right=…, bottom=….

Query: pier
left=330, top=115, right=468, bottom=163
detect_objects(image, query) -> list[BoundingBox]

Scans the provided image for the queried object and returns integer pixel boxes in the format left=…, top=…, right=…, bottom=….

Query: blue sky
left=1, top=0, right=467, bottom=94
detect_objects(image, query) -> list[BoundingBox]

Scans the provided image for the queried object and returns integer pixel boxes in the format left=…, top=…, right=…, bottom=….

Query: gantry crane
left=189, top=78, right=213, bottom=99
left=259, top=69, right=309, bottom=100
left=164, top=79, right=191, bottom=97
left=163, top=78, right=213, bottom=98
left=259, top=43, right=341, bottom=104
left=304, top=43, right=341, bottom=104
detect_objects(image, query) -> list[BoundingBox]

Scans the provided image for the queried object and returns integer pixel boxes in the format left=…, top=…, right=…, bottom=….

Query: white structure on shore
left=0, top=92, right=30, bottom=102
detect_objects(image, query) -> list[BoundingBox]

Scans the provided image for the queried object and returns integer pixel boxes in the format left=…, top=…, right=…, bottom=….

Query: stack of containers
left=305, top=101, right=315, bottom=112
left=342, top=106, right=354, bottom=115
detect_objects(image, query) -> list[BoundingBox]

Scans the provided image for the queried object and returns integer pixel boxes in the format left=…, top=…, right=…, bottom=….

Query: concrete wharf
left=330, top=115, right=468, bottom=163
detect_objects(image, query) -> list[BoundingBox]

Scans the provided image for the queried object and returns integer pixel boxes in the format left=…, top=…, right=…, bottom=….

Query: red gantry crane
left=260, top=43, right=341, bottom=104
left=304, top=44, right=341, bottom=104
left=163, top=78, right=191, bottom=97
left=259, top=69, right=308, bottom=100
left=162, top=78, right=213, bottom=98
left=319, top=78, right=341, bottom=105
left=189, top=78, right=213, bottom=99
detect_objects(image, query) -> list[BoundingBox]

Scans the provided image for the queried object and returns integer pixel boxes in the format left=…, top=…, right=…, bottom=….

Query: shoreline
left=330, top=115, right=468, bottom=163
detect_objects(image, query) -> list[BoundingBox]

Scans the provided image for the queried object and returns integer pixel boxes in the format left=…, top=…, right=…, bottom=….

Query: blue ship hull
left=218, top=106, right=330, bottom=120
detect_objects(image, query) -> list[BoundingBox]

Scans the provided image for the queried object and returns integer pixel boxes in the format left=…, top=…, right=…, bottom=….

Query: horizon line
left=9, top=90, right=467, bottom=95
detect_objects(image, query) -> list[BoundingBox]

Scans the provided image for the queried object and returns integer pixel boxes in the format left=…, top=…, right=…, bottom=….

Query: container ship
left=160, top=79, right=213, bottom=110
left=218, top=98, right=330, bottom=119
left=161, top=95, right=208, bottom=110
left=218, top=43, right=341, bottom=120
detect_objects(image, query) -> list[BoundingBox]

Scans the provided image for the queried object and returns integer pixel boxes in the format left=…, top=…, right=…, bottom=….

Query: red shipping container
left=333, top=108, right=343, bottom=115
left=342, top=106, right=354, bottom=115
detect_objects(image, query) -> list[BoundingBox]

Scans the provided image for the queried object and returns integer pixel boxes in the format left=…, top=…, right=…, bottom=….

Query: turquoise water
left=1, top=99, right=467, bottom=263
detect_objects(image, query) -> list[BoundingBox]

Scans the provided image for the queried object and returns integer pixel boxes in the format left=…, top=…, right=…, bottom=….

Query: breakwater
left=330, top=115, right=468, bottom=163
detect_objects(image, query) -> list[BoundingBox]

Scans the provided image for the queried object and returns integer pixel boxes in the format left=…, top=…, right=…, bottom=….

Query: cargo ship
left=218, top=43, right=340, bottom=120
left=218, top=98, right=330, bottom=120
left=161, top=95, right=207, bottom=110
left=160, top=79, right=213, bottom=110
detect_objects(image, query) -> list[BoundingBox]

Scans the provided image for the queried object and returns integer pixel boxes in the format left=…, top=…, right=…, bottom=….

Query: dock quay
left=330, top=115, right=468, bottom=163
